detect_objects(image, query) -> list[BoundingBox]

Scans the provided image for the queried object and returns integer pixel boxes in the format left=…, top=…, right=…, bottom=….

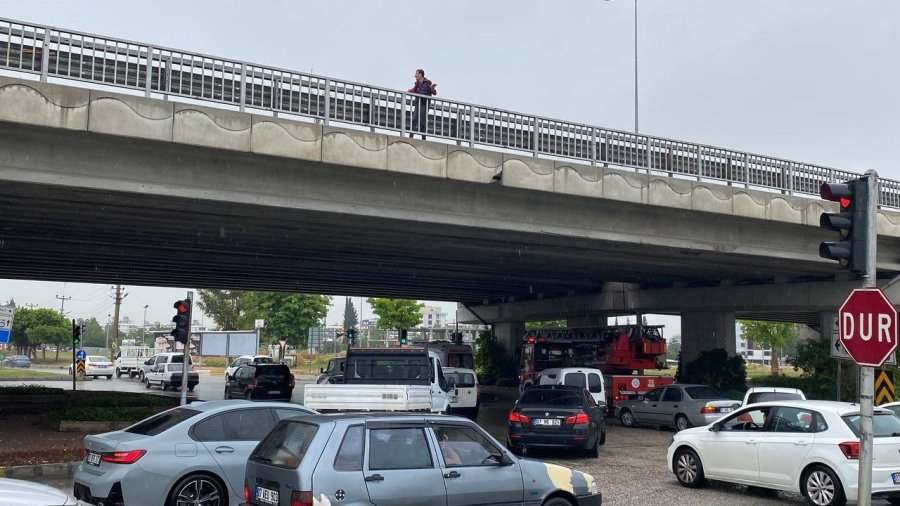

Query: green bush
left=787, top=338, right=851, bottom=401
left=678, top=348, right=747, bottom=396
left=747, top=374, right=807, bottom=389
left=474, top=330, right=517, bottom=386
left=55, top=406, right=155, bottom=422
left=0, top=385, right=64, bottom=395
left=77, top=393, right=176, bottom=409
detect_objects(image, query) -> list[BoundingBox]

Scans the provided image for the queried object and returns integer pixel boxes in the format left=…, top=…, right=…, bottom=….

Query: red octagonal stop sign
left=839, top=288, right=898, bottom=367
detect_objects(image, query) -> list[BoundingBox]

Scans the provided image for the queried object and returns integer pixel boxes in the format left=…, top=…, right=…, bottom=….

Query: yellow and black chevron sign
left=875, top=370, right=895, bottom=405
left=76, top=360, right=86, bottom=375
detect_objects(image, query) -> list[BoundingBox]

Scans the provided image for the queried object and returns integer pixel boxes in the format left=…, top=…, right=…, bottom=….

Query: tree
left=525, top=319, right=566, bottom=329
left=474, top=330, right=517, bottom=385
left=196, top=289, right=247, bottom=331
left=367, top=298, right=423, bottom=333
left=343, top=297, right=358, bottom=330
left=243, top=292, right=331, bottom=348
left=27, top=323, right=69, bottom=361
left=678, top=348, right=747, bottom=397
left=739, top=320, right=799, bottom=374
left=666, top=335, right=681, bottom=361
left=81, top=318, right=105, bottom=348
left=10, top=308, right=69, bottom=358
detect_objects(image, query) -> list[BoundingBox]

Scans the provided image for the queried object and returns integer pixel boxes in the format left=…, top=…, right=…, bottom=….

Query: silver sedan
left=73, top=400, right=315, bottom=506
left=617, top=384, right=740, bottom=431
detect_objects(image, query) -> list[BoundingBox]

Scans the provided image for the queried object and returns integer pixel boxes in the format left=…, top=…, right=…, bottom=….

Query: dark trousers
left=410, top=99, right=429, bottom=138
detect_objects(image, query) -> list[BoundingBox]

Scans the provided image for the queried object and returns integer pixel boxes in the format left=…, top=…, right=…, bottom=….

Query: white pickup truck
left=113, top=346, right=152, bottom=378
left=303, top=347, right=450, bottom=413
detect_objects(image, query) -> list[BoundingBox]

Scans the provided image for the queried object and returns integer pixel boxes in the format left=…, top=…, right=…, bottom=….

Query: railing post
left=469, top=106, right=475, bottom=147
left=239, top=64, right=246, bottom=112
left=400, top=92, right=407, bottom=136
left=695, top=144, right=702, bottom=181
left=532, top=117, right=539, bottom=157
left=40, top=28, right=51, bottom=82
left=369, top=89, right=375, bottom=132
left=743, top=153, right=750, bottom=188
left=589, top=127, right=597, bottom=166
left=324, top=80, right=331, bottom=126
left=145, top=45, right=154, bottom=97
left=786, top=162, right=794, bottom=195
left=645, top=137, right=652, bottom=174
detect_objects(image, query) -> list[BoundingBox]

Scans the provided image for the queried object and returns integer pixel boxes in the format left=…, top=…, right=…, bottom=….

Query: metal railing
left=2, top=17, right=897, bottom=208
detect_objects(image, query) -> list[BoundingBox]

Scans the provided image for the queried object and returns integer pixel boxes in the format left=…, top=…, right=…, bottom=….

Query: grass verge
left=0, top=368, right=68, bottom=381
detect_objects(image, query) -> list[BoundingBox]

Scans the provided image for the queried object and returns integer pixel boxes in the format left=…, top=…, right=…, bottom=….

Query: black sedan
left=224, top=363, right=294, bottom=401
left=507, top=384, right=606, bottom=457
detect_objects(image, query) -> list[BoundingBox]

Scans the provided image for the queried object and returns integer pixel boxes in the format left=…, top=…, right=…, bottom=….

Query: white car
left=537, top=367, right=606, bottom=407
left=742, top=386, right=806, bottom=406
left=0, top=477, right=82, bottom=505
left=224, top=354, right=274, bottom=380
left=68, top=355, right=115, bottom=379
left=74, top=400, right=316, bottom=506
left=667, top=399, right=900, bottom=505
left=444, top=367, right=479, bottom=419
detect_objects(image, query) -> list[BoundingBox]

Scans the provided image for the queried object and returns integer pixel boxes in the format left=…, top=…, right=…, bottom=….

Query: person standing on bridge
left=408, top=69, right=436, bottom=140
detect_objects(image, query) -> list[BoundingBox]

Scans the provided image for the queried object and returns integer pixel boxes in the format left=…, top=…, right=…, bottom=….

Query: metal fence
left=1, top=17, right=897, bottom=208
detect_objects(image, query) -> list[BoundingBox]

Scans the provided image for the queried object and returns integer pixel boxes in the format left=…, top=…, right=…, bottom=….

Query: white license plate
left=533, top=418, right=561, bottom=426
left=86, top=452, right=101, bottom=466
left=892, top=472, right=900, bottom=485
left=255, top=486, right=279, bottom=505
left=719, top=407, right=733, bottom=413
left=269, top=390, right=281, bottom=395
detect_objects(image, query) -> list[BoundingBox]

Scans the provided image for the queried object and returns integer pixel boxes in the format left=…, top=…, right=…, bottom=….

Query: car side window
left=564, top=372, right=586, bottom=389
left=643, top=388, right=663, bottom=402
left=192, top=414, right=227, bottom=441
left=770, top=407, right=820, bottom=433
left=721, top=407, right=770, bottom=431
left=584, top=390, right=598, bottom=407
left=273, top=408, right=311, bottom=421
left=662, top=388, right=683, bottom=402
left=588, top=373, right=603, bottom=394
left=221, top=409, right=274, bottom=440
left=333, top=425, right=364, bottom=471
left=433, top=425, right=499, bottom=467
left=368, top=428, right=433, bottom=470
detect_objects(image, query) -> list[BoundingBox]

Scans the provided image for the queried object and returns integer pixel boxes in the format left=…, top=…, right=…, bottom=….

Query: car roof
left=540, top=367, right=603, bottom=373
left=737, top=399, right=880, bottom=414
left=524, top=384, right=584, bottom=392
left=279, top=412, right=472, bottom=425
left=443, top=367, right=476, bottom=374
left=746, top=386, right=804, bottom=393
left=186, top=400, right=314, bottom=413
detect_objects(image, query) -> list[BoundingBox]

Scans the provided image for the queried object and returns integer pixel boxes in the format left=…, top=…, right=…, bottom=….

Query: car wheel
left=586, top=436, right=599, bottom=458
left=673, top=447, right=705, bottom=488
left=115, top=368, right=122, bottom=378
left=541, top=497, right=573, bottom=506
left=245, top=391, right=252, bottom=400
left=619, top=409, right=636, bottom=428
left=144, top=379, right=151, bottom=389
left=599, top=427, right=606, bottom=446
left=675, top=414, right=692, bottom=432
left=801, top=465, right=846, bottom=506
left=224, top=388, right=230, bottom=400
left=161, top=381, right=168, bottom=391
left=139, top=371, right=145, bottom=382
left=167, top=473, right=226, bottom=506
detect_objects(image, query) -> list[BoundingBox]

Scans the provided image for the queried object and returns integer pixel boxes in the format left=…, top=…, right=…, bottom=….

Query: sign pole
left=858, top=170, right=878, bottom=506
left=71, top=319, right=76, bottom=392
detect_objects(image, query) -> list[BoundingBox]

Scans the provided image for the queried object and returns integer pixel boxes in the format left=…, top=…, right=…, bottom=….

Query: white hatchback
left=444, top=367, right=479, bottom=419
left=667, top=400, right=900, bottom=505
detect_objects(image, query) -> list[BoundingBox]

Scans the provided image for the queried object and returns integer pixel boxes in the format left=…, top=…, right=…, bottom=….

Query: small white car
left=0, top=477, right=81, bottom=505
left=224, top=354, right=274, bottom=380
left=444, top=367, right=479, bottom=419
left=668, top=399, right=900, bottom=505
left=742, top=386, right=806, bottom=406
left=68, top=355, right=115, bottom=379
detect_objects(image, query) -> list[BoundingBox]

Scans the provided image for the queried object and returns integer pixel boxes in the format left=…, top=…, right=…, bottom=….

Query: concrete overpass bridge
left=2, top=17, right=900, bottom=358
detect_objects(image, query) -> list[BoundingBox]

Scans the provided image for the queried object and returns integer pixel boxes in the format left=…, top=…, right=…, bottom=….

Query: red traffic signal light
left=819, top=179, right=872, bottom=273
left=171, top=299, right=192, bottom=344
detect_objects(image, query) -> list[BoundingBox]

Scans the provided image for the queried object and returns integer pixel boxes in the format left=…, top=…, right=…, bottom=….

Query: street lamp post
left=142, top=305, right=149, bottom=348
left=105, top=314, right=111, bottom=350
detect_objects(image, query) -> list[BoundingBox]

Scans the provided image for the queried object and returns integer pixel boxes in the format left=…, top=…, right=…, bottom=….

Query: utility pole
left=24, top=303, right=38, bottom=309
left=55, top=295, right=71, bottom=315
left=111, top=285, right=127, bottom=349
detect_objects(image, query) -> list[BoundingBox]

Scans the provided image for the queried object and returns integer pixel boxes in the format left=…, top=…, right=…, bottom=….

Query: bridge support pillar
left=493, top=321, right=526, bottom=357
left=680, top=312, right=737, bottom=365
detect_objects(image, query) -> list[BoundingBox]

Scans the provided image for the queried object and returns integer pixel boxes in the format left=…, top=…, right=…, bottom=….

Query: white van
left=444, top=367, right=479, bottom=419
left=537, top=367, right=606, bottom=407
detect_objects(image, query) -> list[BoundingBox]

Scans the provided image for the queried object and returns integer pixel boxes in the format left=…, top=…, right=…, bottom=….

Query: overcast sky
left=1, top=1, right=897, bottom=332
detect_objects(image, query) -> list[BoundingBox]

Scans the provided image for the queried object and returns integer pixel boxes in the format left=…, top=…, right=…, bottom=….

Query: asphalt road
left=7, top=373, right=894, bottom=505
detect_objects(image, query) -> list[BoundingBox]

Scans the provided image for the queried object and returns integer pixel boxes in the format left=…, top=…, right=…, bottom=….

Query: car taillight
left=251, top=377, right=258, bottom=389
left=839, top=441, right=860, bottom=459
left=700, top=406, right=717, bottom=414
left=565, top=413, right=590, bottom=425
left=244, top=484, right=251, bottom=503
left=508, top=411, right=530, bottom=423
left=101, top=450, right=146, bottom=464
left=290, top=490, right=313, bottom=506
left=290, top=374, right=295, bottom=389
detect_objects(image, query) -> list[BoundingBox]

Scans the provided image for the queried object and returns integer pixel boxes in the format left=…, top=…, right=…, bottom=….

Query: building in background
left=420, top=306, right=446, bottom=328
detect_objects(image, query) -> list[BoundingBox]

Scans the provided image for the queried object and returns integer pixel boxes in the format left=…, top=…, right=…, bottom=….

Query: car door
left=756, top=406, right=817, bottom=486
left=701, top=406, right=770, bottom=481
left=193, top=407, right=276, bottom=499
left=363, top=424, right=448, bottom=506
left=657, top=387, right=684, bottom=426
left=430, top=422, right=523, bottom=506
left=632, top=388, right=664, bottom=424
left=587, top=372, right=605, bottom=406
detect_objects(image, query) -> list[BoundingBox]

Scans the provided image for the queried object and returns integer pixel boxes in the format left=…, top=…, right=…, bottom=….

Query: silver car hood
left=0, top=477, right=79, bottom=505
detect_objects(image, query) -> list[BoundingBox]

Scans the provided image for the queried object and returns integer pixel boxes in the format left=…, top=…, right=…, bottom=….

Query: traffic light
left=399, top=329, right=408, bottom=345
left=72, top=322, right=82, bottom=347
left=346, top=327, right=356, bottom=344
left=171, top=299, right=192, bottom=344
left=819, top=178, right=872, bottom=273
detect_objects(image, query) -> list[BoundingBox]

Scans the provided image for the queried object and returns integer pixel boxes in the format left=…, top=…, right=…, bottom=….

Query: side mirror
left=709, top=422, right=722, bottom=432
left=446, top=377, right=456, bottom=389
left=319, top=367, right=324, bottom=374
left=637, top=395, right=645, bottom=401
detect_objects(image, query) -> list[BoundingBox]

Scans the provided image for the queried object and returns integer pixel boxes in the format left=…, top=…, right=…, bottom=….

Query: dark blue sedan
left=4, top=355, right=32, bottom=368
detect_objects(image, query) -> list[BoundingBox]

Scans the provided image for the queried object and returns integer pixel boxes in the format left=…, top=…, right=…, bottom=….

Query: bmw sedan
left=617, top=384, right=740, bottom=431
left=667, top=400, right=900, bottom=506
left=507, top=384, right=606, bottom=457
left=74, top=400, right=316, bottom=506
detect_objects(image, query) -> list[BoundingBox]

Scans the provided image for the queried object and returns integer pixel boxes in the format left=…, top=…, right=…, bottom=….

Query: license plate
left=86, top=452, right=101, bottom=466
left=269, top=390, right=281, bottom=395
left=256, top=486, right=279, bottom=505
left=719, top=407, right=733, bottom=413
left=893, top=472, right=900, bottom=485
left=533, top=418, right=561, bottom=426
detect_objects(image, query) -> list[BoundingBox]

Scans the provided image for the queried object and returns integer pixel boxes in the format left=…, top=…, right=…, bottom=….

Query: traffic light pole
left=180, top=291, right=193, bottom=407
left=71, top=320, right=76, bottom=392
left=858, top=170, right=878, bottom=506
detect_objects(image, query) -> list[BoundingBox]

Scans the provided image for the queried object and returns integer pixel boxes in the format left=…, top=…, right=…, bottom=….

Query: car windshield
left=843, top=413, right=900, bottom=438
left=446, top=372, right=476, bottom=388
left=519, top=389, right=582, bottom=407
left=125, top=407, right=201, bottom=436
left=251, top=421, right=318, bottom=468
left=88, top=356, right=108, bottom=362
left=684, top=386, right=727, bottom=399
left=747, top=392, right=803, bottom=404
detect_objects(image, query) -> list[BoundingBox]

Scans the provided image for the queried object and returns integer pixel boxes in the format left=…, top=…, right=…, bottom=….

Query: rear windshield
left=251, top=421, right=318, bottom=468
left=519, top=389, right=582, bottom=407
left=842, top=413, right=900, bottom=438
left=258, top=366, right=291, bottom=381
left=747, top=392, right=803, bottom=404
left=684, top=386, right=727, bottom=400
left=252, top=357, right=275, bottom=365
left=564, top=372, right=587, bottom=388
left=347, top=357, right=430, bottom=384
left=446, top=372, right=476, bottom=388
left=167, top=364, right=188, bottom=372
left=125, top=407, right=201, bottom=436
left=448, top=352, right=474, bottom=370
left=88, top=356, right=109, bottom=362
